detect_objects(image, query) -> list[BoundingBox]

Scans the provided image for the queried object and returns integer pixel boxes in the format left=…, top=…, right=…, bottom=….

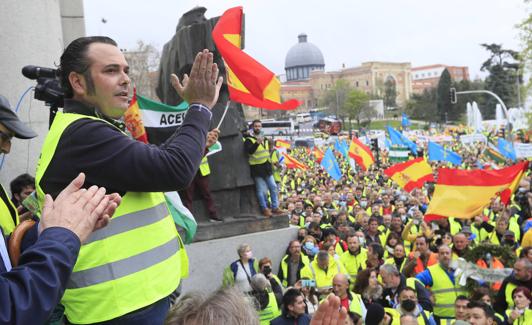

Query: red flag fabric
left=124, top=89, right=148, bottom=144
left=212, top=7, right=300, bottom=110
left=282, top=152, right=308, bottom=170
left=384, top=158, right=433, bottom=192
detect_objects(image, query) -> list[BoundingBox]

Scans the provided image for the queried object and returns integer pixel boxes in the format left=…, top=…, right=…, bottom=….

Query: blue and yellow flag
left=497, top=138, right=517, bottom=161
left=427, top=141, right=462, bottom=165
left=321, top=148, right=343, bottom=181
left=386, top=126, right=417, bottom=154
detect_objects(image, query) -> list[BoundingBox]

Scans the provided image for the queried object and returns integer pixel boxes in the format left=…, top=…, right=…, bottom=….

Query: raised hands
left=170, top=49, right=224, bottom=109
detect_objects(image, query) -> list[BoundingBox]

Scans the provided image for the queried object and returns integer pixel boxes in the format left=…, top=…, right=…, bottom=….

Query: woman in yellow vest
left=505, top=286, right=531, bottom=325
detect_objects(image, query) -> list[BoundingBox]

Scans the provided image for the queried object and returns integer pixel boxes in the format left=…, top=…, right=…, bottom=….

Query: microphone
left=22, top=65, right=57, bottom=80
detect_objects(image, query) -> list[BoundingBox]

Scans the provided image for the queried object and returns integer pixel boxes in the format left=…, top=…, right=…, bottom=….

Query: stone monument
left=156, top=7, right=286, bottom=241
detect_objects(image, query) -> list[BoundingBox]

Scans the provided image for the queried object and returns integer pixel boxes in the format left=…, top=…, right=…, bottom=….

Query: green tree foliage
left=319, top=79, right=351, bottom=117
left=405, top=88, right=438, bottom=122
left=436, top=68, right=453, bottom=122
left=384, top=77, right=397, bottom=109
left=517, top=1, right=532, bottom=96
left=480, top=43, right=521, bottom=117
left=343, top=89, right=371, bottom=127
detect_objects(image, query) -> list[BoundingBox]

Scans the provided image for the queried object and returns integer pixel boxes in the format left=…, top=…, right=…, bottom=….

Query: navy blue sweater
left=40, top=99, right=211, bottom=197
left=0, top=227, right=80, bottom=325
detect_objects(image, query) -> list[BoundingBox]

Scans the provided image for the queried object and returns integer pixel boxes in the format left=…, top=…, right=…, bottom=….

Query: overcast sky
left=84, top=0, right=528, bottom=79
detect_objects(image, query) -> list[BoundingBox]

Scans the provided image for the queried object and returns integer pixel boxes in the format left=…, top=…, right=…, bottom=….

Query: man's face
left=332, top=277, right=349, bottom=298
left=398, top=289, right=417, bottom=304
left=415, top=237, right=428, bottom=254
left=380, top=271, right=396, bottom=289
left=0, top=122, right=14, bottom=154
left=383, top=214, right=392, bottom=227
left=468, top=307, right=493, bottom=325
left=76, top=43, right=131, bottom=119
left=252, top=122, right=262, bottom=135
left=513, top=261, right=530, bottom=281
left=347, top=236, right=360, bottom=253
left=295, top=202, right=303, bottom=212
left=453, top=234, right=468, bottom=251
left=455, top=300, right=469, bottom=320
left=392, top=216, right=402, bottom=229
left=288, top=295, right=306, bottom=316
left=15, top=185, right=35, bottom=203
left=317, top=256, right=329, bottom=270
left=369, top=220, right=379, bottom=233
left=496, top=218, right=508, bottom=234
left=289, top=242, right=302, bottom=256
left=438, top=246, right=452, bottom=268
left=394, top=245, right=405, bottom=258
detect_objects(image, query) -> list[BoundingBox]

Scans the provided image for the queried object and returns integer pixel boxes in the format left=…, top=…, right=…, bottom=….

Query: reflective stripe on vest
left=0, top=184, right=18, bottom=235
left=199, top=156, right=210, bottom=176
left=34, top=112, right=186, bottom=323
left=505, top=283, right=517, bottom=309
left=258, top=291, right=281, bottom=324
left=248, top=137, right=270, bottom=165
left=428, top=264, right=467, bottom=318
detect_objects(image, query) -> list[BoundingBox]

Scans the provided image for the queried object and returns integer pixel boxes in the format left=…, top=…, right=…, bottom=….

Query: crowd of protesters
left=220, top=129, right=532, bottom=325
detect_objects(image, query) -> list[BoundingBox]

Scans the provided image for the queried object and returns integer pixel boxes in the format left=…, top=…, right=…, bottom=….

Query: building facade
left=411, top=64, right=469, bottom=94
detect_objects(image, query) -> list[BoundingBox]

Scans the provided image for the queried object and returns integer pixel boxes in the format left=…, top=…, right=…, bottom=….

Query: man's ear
left=69, top=71, right=86, bottom=97
left=13, top=193, right=21, bottom=202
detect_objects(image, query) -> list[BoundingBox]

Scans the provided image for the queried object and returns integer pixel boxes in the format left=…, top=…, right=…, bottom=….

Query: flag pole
left=216, top=100, right=231, bottom=130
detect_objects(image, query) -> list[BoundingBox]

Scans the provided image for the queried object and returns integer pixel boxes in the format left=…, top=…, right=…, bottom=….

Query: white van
left=296, top=113, right=312, bottom=123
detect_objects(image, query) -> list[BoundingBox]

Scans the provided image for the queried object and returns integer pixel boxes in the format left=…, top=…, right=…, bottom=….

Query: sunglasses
left=0, top=131, right=13, bottom=142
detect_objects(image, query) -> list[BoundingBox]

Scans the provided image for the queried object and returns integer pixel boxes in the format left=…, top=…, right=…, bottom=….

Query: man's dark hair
left=467, top=301, right=495, bottom=320
left=10, top=173, right=35, bottom=197
left=368, top=243, right=384, bottom=260
left=397, top=286, right=416, bottom=298
left=456, top=295, right=469, bottom=303
left=281, top=288, right=303, bottom=315
left=252, top=119, right=261, bottom=125
left=59, top=36, right=117, bottom=98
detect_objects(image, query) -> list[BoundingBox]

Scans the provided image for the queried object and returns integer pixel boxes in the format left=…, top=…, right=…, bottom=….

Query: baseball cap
left=0, top=95, right=37, bottom=139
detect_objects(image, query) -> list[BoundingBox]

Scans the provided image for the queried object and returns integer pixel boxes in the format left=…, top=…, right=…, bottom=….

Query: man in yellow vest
left=494, top=258, right=532, bottom=314
left=36, top=37, right=222, bottom=324
left=244, top=120, right=283, bottom=217
left=180, top=128, right=222, bottom=222
left=415, top=245, right=468, bottom=322
left=0, top=96, right=37, bottom=235
left=332, top=273, right=366, bottom=320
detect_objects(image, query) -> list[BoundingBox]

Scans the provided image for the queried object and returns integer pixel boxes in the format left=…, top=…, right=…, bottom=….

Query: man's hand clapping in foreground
left=39, top=173, right=121, bottom=243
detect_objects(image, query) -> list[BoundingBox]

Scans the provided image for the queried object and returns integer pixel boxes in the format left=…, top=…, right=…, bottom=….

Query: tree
left=517, top=0, right=532, bottom=97
left=383, top=77, right=397, bottom=109
left=405, top=88, right=438, bottom=122
left=480, top=43, right=521, bottom=117
left=124, top=40, right=161, bottom=100
left=319, top=79, right=352, bottom=117
left=436, top=69, right=453, bottom=123
left=343, top=89, right=371, bottom=127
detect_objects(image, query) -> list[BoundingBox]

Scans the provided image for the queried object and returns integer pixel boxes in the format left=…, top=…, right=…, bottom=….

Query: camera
left=262, top=265, right=272, bottom=276
left=301, top=279, right=316, bottom=288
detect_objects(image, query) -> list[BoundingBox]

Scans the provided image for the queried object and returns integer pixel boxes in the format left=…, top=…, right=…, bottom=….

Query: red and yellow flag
left=384, top=158, right=433, bottom=192
left=275, top=139, right=291, bottom=149
left=313, top=147, right=325, bottom=163
left=348, top=138, right=375, bottom=171
left=211, top=7, right=300, bottom=110
left=425, top=161, right=529, bottom=221
left=282, top=152, right=308, bottom=170
left=124, top=89, right=148, bottom=144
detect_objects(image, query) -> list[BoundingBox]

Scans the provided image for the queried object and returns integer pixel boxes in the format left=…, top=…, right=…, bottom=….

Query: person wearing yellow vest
left=250, top=273, right=281, bottom=325
left=395, top=286, right=436, bottom=325
left=244, top=120, right=283, bottom=217
left=504, top=286, right=531, bottom=325
left=277, top=240, right=309, bottom=287
left=300, top=251, right=344, bottom=297
left=270, top=146, right=282, bottom=184
left=331, top=273, right=367, bottom=320
left=180, top=128, right=222, bottom=222
left=415, top=245, right=468, bottom=322
left=0, top=96, right=37, bottom=235
left=340, top=234, right=368, bottom=286
left=494, top=259, right=532, bottom=315
left=35, top=39, right=222, bottom=324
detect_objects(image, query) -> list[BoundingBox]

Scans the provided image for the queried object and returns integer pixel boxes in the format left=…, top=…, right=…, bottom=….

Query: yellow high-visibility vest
left=0, top=184, right=19, bottom=235
left=35, top=112, right=187, bottom=323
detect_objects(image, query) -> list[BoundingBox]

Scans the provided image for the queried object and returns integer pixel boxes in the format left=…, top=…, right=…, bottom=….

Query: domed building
left=285, top=33, right=325, bottom=81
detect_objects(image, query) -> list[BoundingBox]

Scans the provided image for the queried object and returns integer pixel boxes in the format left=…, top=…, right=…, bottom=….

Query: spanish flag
left=313, top=147, right=325, bottom=163
left=348, top=138, right=375, bottom=171
left=384, top=158, right=433, bottom=192
left=282, top=152, right=308, bottom=170
left=425, top=161, right=529, bottom=221
left=275, top=139, right=291, bottom=149
left=212, top=7, right=300, bottom=110
left=124, top=89, right=148, bottom=144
